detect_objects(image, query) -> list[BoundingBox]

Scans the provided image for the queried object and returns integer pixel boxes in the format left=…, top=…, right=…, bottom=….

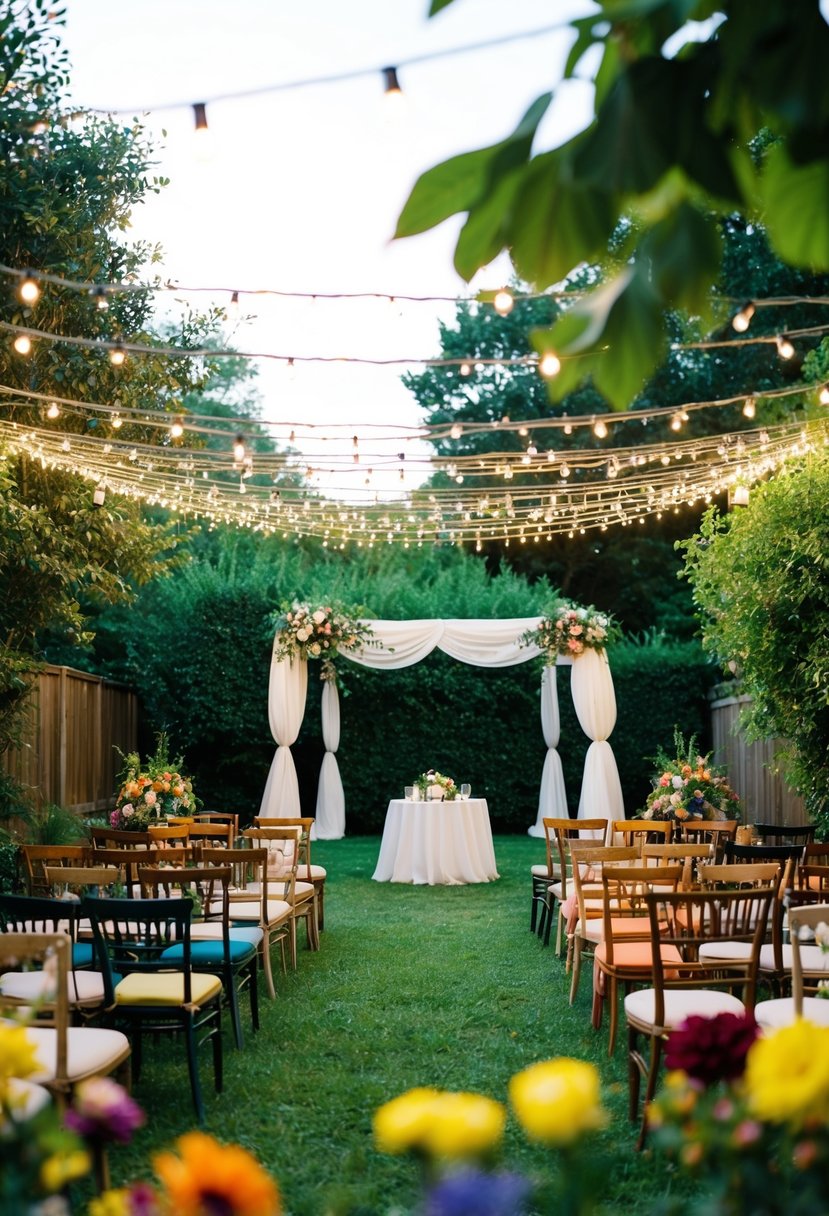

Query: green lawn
left=105, top=836, right=694, bottom=1214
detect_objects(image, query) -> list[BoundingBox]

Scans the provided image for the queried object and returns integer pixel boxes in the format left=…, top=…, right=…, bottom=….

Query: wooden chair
left=254, top=816, right=326, bottom=930
left=200, top=846, right=291, bottom=999
left=801, top=842, right=829, bottom=869
left=609, top=820, right=673, bottom=852
left=539, top=818, right=610, bottom=955
left=641, top=842, right=713, bottom=890
left=754, top=901, right=829, bottom=1029
left=187, top=821, right=234, bottom=849
left=753, top=822, right=816, bottom=846
left=89, top=827, right=153, bottom=850
left=596, top=864, right=684, bottom=1055
left=567, top=842, right=639, bottom=1004
left=19, top=844, right=92, bottom=897
left=678, top=820, right=739, bottom=861
left=147, top=823, right=191, bottom=848
left=193, top=811, right=240, bottom=839
left=0, top=892, right=111, bottom=1014
left=81, top=892, right=223, bottom=1123
left=626, top=884, right=775, bottom=1148
left=529, top=818, right=562, bottom=935
left=138, top=864, right=259, bottom=1051
left=243, top=827, right=320, bottom=960
left=43, top=865, right=124, bottom=897
left=0, top=931, right=131, bottom=1107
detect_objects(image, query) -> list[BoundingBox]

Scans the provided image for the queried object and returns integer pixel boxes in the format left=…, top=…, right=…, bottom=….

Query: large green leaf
left=394, top=94, right=551, bottom=241
left=509, top=150, right=617, bottom=288
left=641, top=201, right=721, bottom=316
left=428, top=0, right=456, bottom=13
left=453, top=172, right=521, bottom=282
left=763, top=145, right=829, bottom=271
left=394, top=147, right=499, bottom=239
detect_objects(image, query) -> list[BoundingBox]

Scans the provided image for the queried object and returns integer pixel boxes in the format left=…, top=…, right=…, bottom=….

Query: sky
left=60, top=0, right=597, bottom=494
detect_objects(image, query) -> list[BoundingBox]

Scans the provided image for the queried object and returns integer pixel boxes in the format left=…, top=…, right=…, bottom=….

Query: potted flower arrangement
left=637, top=729, right=742, bottom=824
left=521, top=598, right=619, bottom=661
left=110, top=734, right=199, bottom=832
left=271, top=601, right=375, bottom=682
left=416, top=770, right=458, bottom=802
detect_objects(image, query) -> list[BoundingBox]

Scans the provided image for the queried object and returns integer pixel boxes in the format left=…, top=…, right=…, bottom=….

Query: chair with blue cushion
left=138, top=864, right=258, bottom=1050
left=81, top=891, right=224, bottom=1122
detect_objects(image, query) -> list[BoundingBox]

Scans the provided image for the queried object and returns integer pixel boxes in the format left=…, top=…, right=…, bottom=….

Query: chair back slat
left=753, top=823, right=816, bottom=846
left=0, top=932, right=70, bottom=1079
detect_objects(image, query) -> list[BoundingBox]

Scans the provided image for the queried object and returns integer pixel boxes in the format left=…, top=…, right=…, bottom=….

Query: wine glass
left=460, top=783, right=471, bottom=800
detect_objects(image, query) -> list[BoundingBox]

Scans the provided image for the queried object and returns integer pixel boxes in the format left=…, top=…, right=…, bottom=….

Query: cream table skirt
left=372, top=798, right=499, bottom=885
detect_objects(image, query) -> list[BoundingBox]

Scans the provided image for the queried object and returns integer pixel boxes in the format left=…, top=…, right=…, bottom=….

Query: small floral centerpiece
left=416, top=770, right=458, bottom=802
left=271, top=601, right=375, bottom=682
left=110, top=733, right=199, bottom=832
left=521, top=598, right=618, bottom=662
left=637, top=729, right=742, bottom=824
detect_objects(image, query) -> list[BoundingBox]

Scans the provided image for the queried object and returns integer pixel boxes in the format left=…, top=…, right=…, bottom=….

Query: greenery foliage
left=398, top=2, right=829, bottom=407
left=680, top=453, right=829, bottom=830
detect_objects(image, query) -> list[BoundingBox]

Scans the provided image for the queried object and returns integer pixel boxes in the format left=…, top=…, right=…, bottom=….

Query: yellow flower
left=421, top=1092, right=506, bottom=1160
left=373, top=1087, right=441, bottom=1154
left=153, top=1131, right=280, bottom=1216
left=0, top=1024, right=40, bottom=1091
left=509, top=1059, right=607, bottom=1145
left=40, top=1148, right=91, bottom=1193
left=745, top=1021, right=829, bottom=1128
left=88, top=1189, right=132, bottom=1216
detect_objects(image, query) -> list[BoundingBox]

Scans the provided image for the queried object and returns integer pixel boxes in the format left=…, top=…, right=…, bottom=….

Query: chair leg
left=637, top=1035, right=663, bottom=1150
left=607, top=977, right=619, bottom=1056
left=185, top=1017, right=205, bottom=1123
left=553, top=907, right=563, bottom=955
left=226, top=970, right=244, bottom=1050
left=316, top=883, right=325, bottom=931
left=530, top=887, right=539, bottom=933
left=627, top=1026, right=642, bottom=1123
left=248, top=956, right=260, bottom=1033
left=261, top=931, right=276, bottom=999
left=569, top=938, right=582, bottom=1005
left=211, top=1005, right=223, bottom=1096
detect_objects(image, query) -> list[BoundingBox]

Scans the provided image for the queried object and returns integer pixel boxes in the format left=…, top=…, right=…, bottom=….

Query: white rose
left=308, top=642, right=321, bottom=656
left=312, top=609, right=326, bottom=624
left=671, top=775, right=684, bottom=789
left=296, top=628, right=310, bottom=642
left=670, top=792, right=682, bottom=806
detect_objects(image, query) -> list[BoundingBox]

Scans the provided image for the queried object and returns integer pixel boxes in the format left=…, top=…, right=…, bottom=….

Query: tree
left=679, top=454, right=829, bottom=831
left=397, top=2, right=829, bottom=410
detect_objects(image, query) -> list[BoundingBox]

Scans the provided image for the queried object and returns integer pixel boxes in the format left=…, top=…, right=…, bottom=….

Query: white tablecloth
left=372, top=798, right=499, bottom=885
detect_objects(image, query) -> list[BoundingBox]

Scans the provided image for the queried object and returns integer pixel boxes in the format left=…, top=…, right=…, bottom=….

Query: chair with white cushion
left=0, top=931, right=131, bottom=1107
left=254, top=816, right=327, bottom=931
left=243, top=827, right=319, bottom=962
left=754, top=900, right=829, bottom=1030
left=625, top=885, right=774, bottom=1148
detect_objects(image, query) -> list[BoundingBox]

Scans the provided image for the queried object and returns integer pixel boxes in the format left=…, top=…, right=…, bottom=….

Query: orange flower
left=152, top=780, right=163, bottom=792
left=681, top=765, right=692, bottom=777
left=153, top=1132, right=280, bottom=1216
left=674, top=806, right=689, bottom=821
left=172, top=784, right=184, bottom=797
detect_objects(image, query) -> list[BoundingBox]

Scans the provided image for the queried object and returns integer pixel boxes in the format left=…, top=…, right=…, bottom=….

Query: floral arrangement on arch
left=110, top=733, right=199, bottom=832
left=521, top=598, right=618, bottom=662
left=415, top=770, right=458, bottom=801
left=271, top=601, right=375, bottom=682
left=637, top=728, right=742, bottom=824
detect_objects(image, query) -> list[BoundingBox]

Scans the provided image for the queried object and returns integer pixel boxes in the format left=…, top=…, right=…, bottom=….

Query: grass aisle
left=111, top=836, right=689, bottom=1215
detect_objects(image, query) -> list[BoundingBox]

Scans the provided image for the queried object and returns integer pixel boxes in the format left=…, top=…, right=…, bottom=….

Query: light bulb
left=731, top=302, right=755, bottom=333
left=192, top=102, right=213, bottom=160
left=493, top=289, right=514, bottom=316
left=742, top=397, right=756, bottom=419
left=46, top=402, right=60, bottom=419
left=820, top=385, right=829, bottom=406
left=13, top=334, right=32, bottom=355
left=382, top=66, right=403, bottom=98
left=19, top=274, right=40, bottom=305
left=109, top=342, right=126, bottom=366
left=112, top=413, right=123, bottom=429
left=559, top=462, right=571, bottom=478
left=450, top=422, right=462, bottom=439
left=92, top=286, right=109, bottom=311
left=170, top=418, right=184, bottom=439
left=593, top=418, right=608, bottom=439
left=538, top=352, right=561, bottom=378
left=233, top=434, right=246, bottom=463
left=228, top=290, right=239, bottom=320
left=670, top=413, right=683, bottom=432
left=777, top=334, right=795, bottom=360
left=459, top=362, right=472, bottom=377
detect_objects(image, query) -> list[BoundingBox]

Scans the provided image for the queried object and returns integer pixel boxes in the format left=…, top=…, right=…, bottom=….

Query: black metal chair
left=81, top=892, right=224, bottom=1122
left=752, top=823, right=816, bottom=846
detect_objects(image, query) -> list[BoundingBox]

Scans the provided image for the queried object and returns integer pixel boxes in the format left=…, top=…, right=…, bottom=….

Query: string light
left=670, top=413, right=683, bottom=432
left=742, top=396, right=756, bottom=419
left=13, top=334, right=32, bottom=355
left=233, top=434, right=246, bottom=462
left=92, top=286, right=109, bottom=311
left=108, top=341, right=127, bottom=366
left=731, top=301, right=755, bottom=332
left=493, top=289, right=514, bottom=316
left=18, top=273, right=40, bottom=305
left=169, top=418, right=185, bottom=439
left=46, top=402, right=60, bottom=419
left=820, top=385, right=829, bottom=406
left=776, top=334, right=795, bottom=360
left=382, top=66, right=402, bottom=98
left=193, top=102, right=209, bottom=132
left=593, top=418, right=608, bottom=439
left=538, top=352, right=561, bottom=378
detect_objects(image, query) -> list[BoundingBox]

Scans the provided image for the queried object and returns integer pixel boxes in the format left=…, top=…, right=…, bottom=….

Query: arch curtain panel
left=259, top=618, right=622, bottom=838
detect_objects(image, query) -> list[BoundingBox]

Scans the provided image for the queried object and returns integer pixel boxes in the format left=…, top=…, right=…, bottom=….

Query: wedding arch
left=258, top=614, right=625, bottom=840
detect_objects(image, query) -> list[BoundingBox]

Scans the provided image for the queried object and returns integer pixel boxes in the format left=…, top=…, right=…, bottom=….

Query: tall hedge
left=113, top=537, right=715, bottom=829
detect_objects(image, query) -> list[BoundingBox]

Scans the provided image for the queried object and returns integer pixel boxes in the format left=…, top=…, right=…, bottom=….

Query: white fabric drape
left=527, top=664, right=569, bottom=837
left=259, top=652, right=307, bottom=819
left=570, top=648, right=624, bottom=829
left=348, top=618, right=545, bottom=669
left=315, top=679, right=345, bottom=840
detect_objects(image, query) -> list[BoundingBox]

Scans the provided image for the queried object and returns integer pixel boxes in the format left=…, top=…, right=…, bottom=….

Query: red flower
left=665, top=1013, right=759, bottom=1087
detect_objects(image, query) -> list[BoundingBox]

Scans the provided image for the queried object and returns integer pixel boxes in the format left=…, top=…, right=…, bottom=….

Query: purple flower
left=65, top=1076, right=145, bottom=1144
left=426, top=1170, right=532, bottom=1216
left=125, top=1182, right=161, bottom=1216
left=665, top=1013, right=760, bottom=1087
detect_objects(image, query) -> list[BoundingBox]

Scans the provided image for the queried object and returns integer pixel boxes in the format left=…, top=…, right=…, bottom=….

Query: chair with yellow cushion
left=81, top=892, right=223, bottom=1122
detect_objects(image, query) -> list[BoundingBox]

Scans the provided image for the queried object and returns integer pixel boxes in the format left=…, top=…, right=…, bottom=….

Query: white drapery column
left=259, top=652, right=307, bottom=819
left=527, top=664, right=569, bottom=837
left=315, top=679, right=345, bottom=839
left=570, top=648, right=624, bottom=831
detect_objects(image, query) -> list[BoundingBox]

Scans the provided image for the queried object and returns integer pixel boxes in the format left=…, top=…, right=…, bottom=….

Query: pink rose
left=571, top=625, right=583, bottom=636
left=659, top=776, right=670, bottom=787
left=144, top=790, right=157, bottom=806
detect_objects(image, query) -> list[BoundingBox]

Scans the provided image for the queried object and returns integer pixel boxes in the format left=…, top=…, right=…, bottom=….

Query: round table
left=372, top=797, right=499, bottom=885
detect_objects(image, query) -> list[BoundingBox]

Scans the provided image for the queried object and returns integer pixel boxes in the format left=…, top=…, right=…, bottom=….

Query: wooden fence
left=710, top=693, right=807, bottom=826
left=2, top=665, right=137, bottom=813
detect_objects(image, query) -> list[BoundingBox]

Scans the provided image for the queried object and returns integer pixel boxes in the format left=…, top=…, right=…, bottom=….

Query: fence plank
left=710, top=694, right=807, bottom=827
left=1, top=666, right=137, bottom=813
